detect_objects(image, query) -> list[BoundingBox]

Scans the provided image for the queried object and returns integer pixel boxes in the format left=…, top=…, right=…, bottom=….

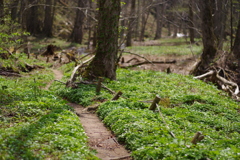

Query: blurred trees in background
left=0, top=0, right=238, bottom=46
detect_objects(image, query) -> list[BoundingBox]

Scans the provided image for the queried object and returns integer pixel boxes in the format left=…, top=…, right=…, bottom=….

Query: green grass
left=0, top=68, right=99, bottom=160
left=56, top=66, right=240, bottom=160
left=28, top=36, right=85, bottom=51
left=126, top=44, right=202, bottom=56
left=126, top=38, right=203, bottom=56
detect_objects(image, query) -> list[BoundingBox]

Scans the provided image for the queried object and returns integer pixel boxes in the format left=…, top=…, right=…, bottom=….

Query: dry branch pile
left=193, top=51, right=240, bottom=100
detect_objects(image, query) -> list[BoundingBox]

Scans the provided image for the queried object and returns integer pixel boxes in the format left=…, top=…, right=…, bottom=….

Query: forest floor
left=44, top=51, right=196, bottom=160
left=50, top=67, right=132, bottom=160
left=35, top=37, right=198, bottom=159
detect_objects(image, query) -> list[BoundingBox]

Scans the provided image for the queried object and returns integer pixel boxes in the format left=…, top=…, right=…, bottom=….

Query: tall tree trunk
left=0, top=0, right=4, bottom=24
left=19, top=0, right=27, bottom=27
left=154, top=3, right=161, bottom=39
left=87, top=0, right=93, bottom=49
left=69, top=0, right=86, bottom=44
left=83, top=0, right=121, bottom=80
left=11, top=0, right=19, bottom=21
left=213, top=0, right=228, bottom=50
left=232, top=18, right=240, bottom=84
left=188, top=0, right=195, bottom=43
left=126, top=0, right=135, bottom=46
left=26, top=0, right=41, bottom=35
left=191, top=0, right=217, bottom=75
left=139, top=1, right=150, bottom=41
left=43, top=0, right=54, bottom=37
left=135, top=0, right=140, bottom=39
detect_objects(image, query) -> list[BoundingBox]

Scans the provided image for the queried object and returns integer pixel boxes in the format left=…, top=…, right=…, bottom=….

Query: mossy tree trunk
left=83, top=0, right=121, bottom=80
left=191, top=0, right=217, bottom=76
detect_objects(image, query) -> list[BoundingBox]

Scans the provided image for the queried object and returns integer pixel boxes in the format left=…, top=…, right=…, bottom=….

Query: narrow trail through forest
left=51, top=69, right=132, bottom=160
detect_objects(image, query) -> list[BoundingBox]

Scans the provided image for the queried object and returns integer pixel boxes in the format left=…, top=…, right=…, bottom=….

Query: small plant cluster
left=0, top=69, right=99, bottom=160
left=58, top=68, right=240, bottom=159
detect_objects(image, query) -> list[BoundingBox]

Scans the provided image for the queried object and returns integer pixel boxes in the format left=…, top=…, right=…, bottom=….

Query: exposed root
left=194, top=69, right=240, bottom=99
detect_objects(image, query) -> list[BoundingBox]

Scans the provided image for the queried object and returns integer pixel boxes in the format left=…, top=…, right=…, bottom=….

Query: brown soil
left=69, top=103, right=132, bottom=160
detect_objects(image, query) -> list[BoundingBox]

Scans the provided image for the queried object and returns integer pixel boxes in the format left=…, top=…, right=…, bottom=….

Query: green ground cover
left=56, top=65, right=240, bottom=160
left=0, top=68, right=99, bottom=160
left=126, top=38, right=202, bottom=56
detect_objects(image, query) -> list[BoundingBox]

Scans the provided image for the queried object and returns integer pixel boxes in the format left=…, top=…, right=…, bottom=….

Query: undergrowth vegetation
left=56, top=63, right=240, bottom=159
left=0, top=69, right=99, bottom=160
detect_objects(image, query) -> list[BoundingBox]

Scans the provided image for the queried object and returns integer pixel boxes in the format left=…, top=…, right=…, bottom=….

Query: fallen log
left=123, top=51, right=154, bottom=65
left=0, top=70, right=22, bottom=77
left=120, top=60, right=176, bottom=68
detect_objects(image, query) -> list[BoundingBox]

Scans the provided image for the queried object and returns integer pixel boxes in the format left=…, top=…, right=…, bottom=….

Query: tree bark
left=154, top=2, right=164, bottom=40
left=232, top=18, right=240, bottom=84
left=11, top=0, right=19, bottom=21
left=26, top=0, right=41, bottom=35
left=213, top=0, right=228, bottom=50
left=0, top=0, right=4, bottom=24
left=126, top=0, right=135, bottom=46
left=191, top=0, right=217, bottom=75
left=69, top=0, right=86, bottom=44
left=139, top=0, right=150, bottom=41
left=43, top=0, right=55, bottom=37
left=188, top=0, right=195, bottom=43
left=83, top=0, right=121, bottom=80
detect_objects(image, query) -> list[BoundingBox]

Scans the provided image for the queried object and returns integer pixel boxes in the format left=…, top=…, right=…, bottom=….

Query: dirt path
left=51, top=69, right=132, bottom=160
left=69, top=103, right=131, bottom=160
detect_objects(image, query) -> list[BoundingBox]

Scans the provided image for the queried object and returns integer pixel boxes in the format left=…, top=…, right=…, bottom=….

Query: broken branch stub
left=111, top=91, right=123, bottom=100
left=149, top=95, right=161, bottom=111
left=96, top=77, right=103, bottom=94
left=191, top=131, right=204, bottom=145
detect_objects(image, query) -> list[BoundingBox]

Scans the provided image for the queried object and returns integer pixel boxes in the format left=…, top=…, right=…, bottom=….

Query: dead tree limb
left=0, top=70, right=22, bottom=77
left=78, top=52, right=95, bottom=61
left=112, top=91, right=123, bottom=100
left=126, top=57, right=141, bottom=63
left=216, top=72, right=239, bottom=95
left=123, top=51, right=154, bottom=65
left=120, top=60, right=176, bottom=68
left=66, top=55, right=95, bottom=87
left=193, top=69, right=240, bottom=97
left=193, top=70, right=215, bottom=79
